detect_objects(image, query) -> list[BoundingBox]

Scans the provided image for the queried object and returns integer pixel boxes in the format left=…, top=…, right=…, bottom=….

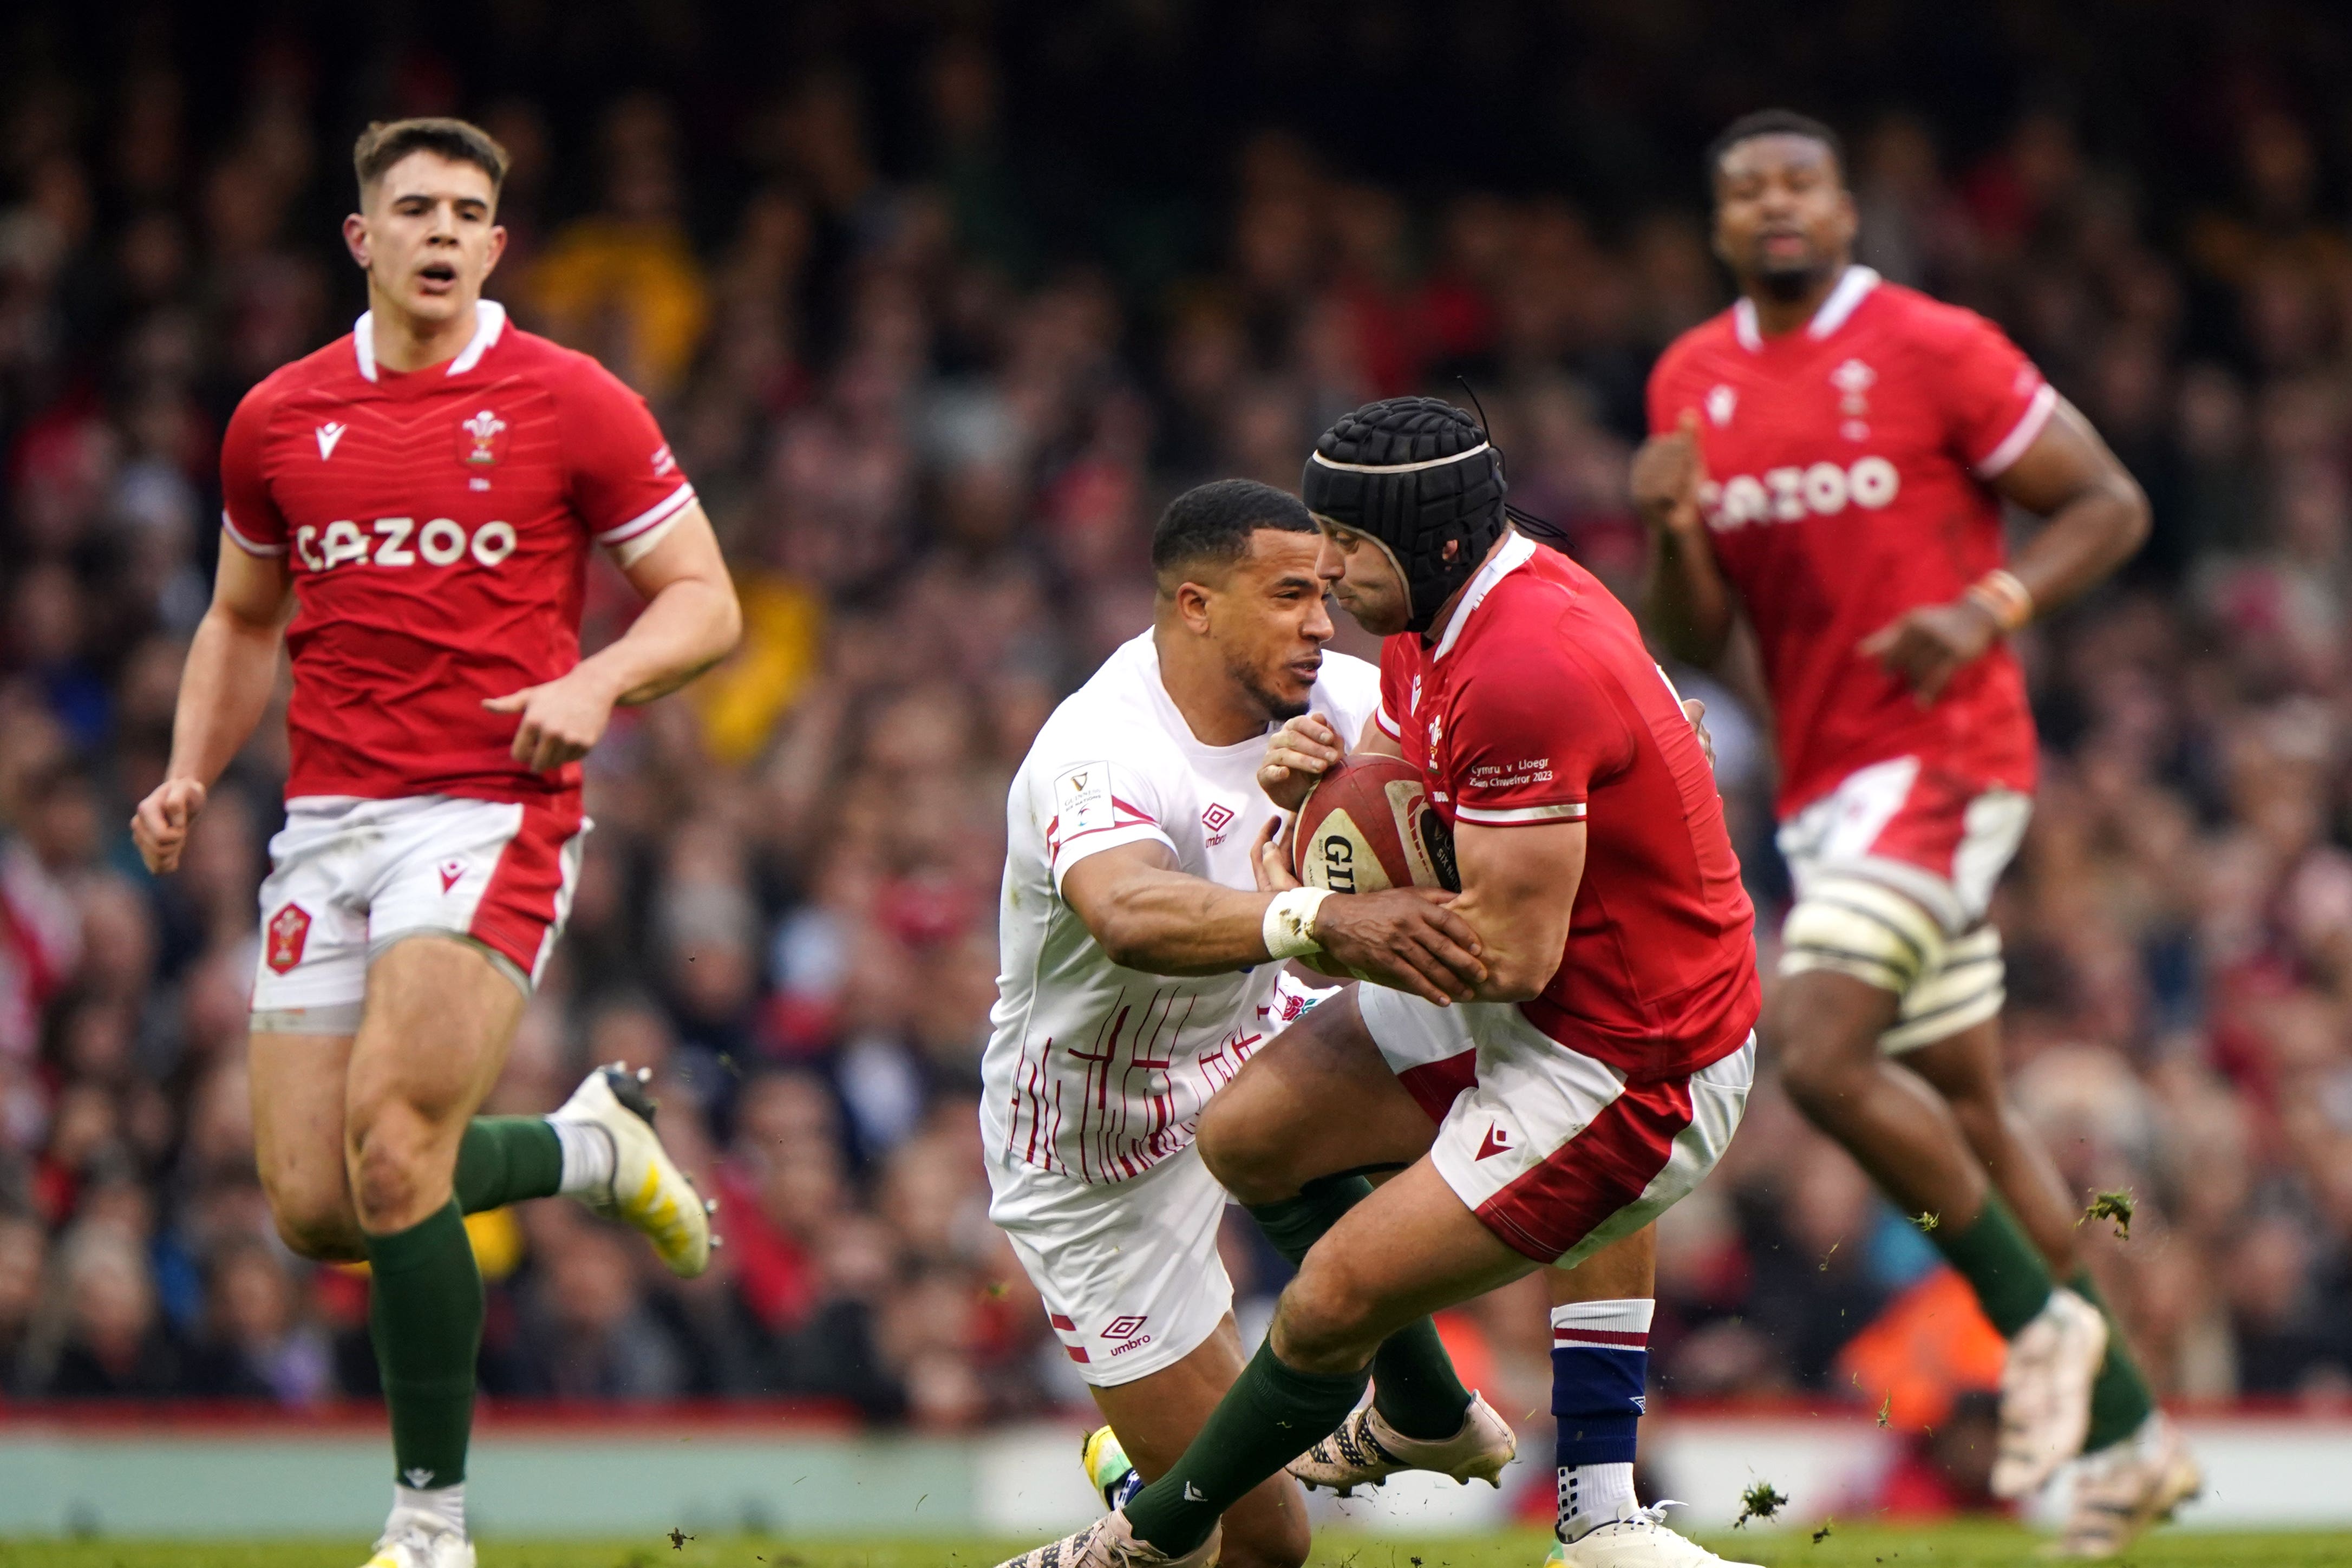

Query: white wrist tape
left=1262, top=887, right=1332, bottom=961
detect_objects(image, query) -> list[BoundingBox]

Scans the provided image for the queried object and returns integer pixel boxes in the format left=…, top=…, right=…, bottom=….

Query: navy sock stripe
left=1552, top=1342, right=1645, bottom=1469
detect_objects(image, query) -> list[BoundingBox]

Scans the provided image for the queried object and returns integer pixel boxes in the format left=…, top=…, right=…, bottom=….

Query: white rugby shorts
left=250, top=794, right=590, bottom=1034
left=1775, top=755, right=2030, bottom=933
left=1361, top=986, right=1754, bottom=1266
left=989, top=1141, right=1234, bottom=1388
left=1776, top=755, right=2031, bottom=1053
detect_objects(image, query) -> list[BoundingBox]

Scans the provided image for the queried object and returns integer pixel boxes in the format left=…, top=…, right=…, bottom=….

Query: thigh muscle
left=1199, top=988, right=1442, bottom=1201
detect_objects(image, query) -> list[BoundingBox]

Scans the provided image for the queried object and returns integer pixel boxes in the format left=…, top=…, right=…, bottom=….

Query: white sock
left=393, top=1481, right=465, bottom=1537
left=550, top=1116, right=616, bottom=1197
left=1558, top=1461, right=1638, bottom=1541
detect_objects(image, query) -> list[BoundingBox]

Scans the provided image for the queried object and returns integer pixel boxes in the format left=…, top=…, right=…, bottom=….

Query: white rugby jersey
left=982, top=630, right=1381, bottom=1184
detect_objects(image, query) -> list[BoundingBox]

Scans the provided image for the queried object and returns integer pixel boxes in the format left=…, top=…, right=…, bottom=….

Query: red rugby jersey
left=219, top=302, right=696, bottom=803
left=1376, top=534, right=1759, bottom=1079
left=1645, top=266, right=2046, bottom=818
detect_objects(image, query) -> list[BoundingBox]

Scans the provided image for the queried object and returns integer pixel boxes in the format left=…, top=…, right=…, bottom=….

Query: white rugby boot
left=2047, top=1413, right=2203, bottom=1558
left=360, top=1520, right=474, bottom=1568
left=1287, top=1388, right=1517, bottom=1496
left=991, top=1510, right=1218, bottom=1568
left=1992, top=1286, right=2109, bottom=1499
left=1547, top=1504, right=1765, bottom=1568
left=552, top=1062, right=716, bottom=1277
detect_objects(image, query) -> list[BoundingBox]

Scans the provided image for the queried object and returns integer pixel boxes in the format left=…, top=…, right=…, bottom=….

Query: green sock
left=366, top=1199, right=483, bottom=1489
left=453, top=1117, right=564, bottom=1212
left=2069, top=1267, right=2157, bottom=1451
left=1929, top=1192, right=2057, bottom=1338
left=1247, top=1177, right=1472, bottom=1441
left=1124, top=1338, right=1369, bottom=1556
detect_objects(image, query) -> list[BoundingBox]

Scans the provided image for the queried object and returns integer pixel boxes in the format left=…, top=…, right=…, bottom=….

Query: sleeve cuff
left=1049, top=824, right=1177, bottom=893
left=220, top=509, right=285, bottom=557
left=1451, top=800, right=1587, bottom=826
left=1375, top=707, right=1402, bottom=738
left=594, top=481, right=697, bottom=546
left=1975, top=383, right=2057, bottom=479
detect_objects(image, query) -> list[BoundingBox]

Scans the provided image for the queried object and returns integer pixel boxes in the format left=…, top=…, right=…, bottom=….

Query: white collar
left=353, top=299, right=508, bottom=383
left=1732, top=265, right=1880, bottom=352
left=1431, top=531, right=1538, bottom=662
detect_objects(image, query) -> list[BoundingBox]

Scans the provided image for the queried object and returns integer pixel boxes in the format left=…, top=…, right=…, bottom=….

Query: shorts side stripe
left=1474, top=1074, right=1694, bottom=1262
left=468, top=798, right=585, bottom=978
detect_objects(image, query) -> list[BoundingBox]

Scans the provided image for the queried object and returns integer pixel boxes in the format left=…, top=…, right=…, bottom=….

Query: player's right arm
left=134, top=383, right=297, bottom=875
left=132, top=538, right=294, bottom=873
left=1061, top=838, right=1485, bottom=1005
left=1634, top=408, right=1738, bottom=667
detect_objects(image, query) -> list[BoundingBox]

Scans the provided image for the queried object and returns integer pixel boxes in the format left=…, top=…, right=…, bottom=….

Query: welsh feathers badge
left=458, top=407, right=508, bottom=466
left=265, top=903, right=312, bottom=973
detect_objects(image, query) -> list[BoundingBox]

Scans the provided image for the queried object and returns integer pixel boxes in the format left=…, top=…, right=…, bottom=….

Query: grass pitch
left=4, top=1527, right=2352, bottom=1568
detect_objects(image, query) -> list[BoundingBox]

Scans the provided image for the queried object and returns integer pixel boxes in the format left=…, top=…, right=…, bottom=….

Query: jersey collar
left=352, top=299, right=508, bottom=383
left=1732, top=265, right=1880, bottom=352
left=1430, top=530, right=1538, bottom=662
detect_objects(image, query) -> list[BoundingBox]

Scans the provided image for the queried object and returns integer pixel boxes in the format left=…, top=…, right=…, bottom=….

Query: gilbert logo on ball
left=1293, top=754, right=1457, bottom=894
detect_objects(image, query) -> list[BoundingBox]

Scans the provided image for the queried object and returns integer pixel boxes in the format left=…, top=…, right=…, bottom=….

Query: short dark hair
left=1706, top=109, right=1846, bottom=189
left=354, top=117, right=510, bottom=202
left=1151, top=479, right=1315, bottom=583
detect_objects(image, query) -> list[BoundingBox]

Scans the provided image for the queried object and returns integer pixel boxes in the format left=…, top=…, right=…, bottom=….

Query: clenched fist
left=131, top=778, right=208, bottom=874
left=1631, top=408, right=1708, bottom=541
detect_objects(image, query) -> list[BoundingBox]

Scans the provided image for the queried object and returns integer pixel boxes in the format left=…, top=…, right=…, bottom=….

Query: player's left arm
left=1446, top=819, right=1586, bottom=1002
left=1861, top=400, right=2149, bottom=703
left=482, top=502, right=743, bottom=771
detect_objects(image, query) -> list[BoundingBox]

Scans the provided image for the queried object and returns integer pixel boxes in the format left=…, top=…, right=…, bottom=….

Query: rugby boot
left=1547, top=1505, right=1765, bottom=1568
left=1288, top=1388, right=1517, bottom=1496
left=1992, top=1287, right=2108, bottom=1499
left=991, top=1510, right=1218, bottom=1568
left=2046, top=1413, right=2203, bottom=1558
left=1082, top=1424, right=1146, bottom=1511
left=552, top=1062, right=716, bottom=1277
left=360, top=1520, right=474, bottom=1568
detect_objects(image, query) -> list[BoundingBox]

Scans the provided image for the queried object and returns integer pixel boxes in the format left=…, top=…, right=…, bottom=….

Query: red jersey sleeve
left=219, top=380, right=288, bottom=557
left=1936, top=309, right=2056, bottom=479
left=555, top=357, right=698, bottom=551
left=1447, top=641, right=1635, bottom=827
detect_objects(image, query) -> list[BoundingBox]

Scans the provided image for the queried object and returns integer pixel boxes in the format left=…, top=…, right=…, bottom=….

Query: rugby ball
left=1292, top=753, right=1459, bottom=894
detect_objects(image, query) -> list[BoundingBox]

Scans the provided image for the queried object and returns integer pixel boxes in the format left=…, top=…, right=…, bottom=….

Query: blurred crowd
left=2, top=6, right=2351, bottom=1475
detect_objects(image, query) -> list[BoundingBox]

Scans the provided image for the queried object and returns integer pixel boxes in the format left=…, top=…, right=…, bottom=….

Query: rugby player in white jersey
left=983, top=479, right=1492, bottom=1568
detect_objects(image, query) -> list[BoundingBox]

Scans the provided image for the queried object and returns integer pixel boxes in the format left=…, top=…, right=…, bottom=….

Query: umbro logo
left=316, top=421, right=348, bottom=460
left=1475, top=1123, right=1513, bottom=1160
left=1102, top=1315, right=1148, bottom=1341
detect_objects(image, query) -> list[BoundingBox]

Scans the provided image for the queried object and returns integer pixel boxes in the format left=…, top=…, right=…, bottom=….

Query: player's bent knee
left=1270, top=1259, right=1383, bottom=1373
left=260, top=1182, right=364, bottom=1261
left=347, top=1113, right=453, bottom=1230
left=1195, top=1090, right=1302, bottom=1205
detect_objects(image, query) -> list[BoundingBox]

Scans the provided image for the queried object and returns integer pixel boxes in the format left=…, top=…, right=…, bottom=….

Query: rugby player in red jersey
left=1635, top=110, right=2196, bottom=1553
left=129, top=119, right=741, bottom=1568
left=995, top=397, right=1762, bottom=1568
